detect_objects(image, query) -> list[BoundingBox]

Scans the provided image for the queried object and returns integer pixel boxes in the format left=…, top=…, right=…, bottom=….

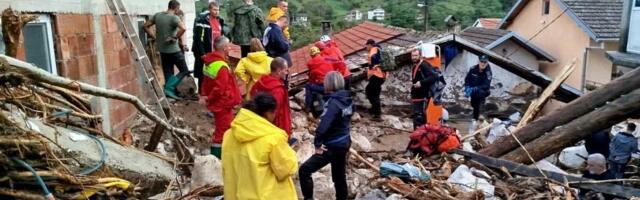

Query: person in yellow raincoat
left=222, top=93, right=298, bottom=200
left=267, top=0, right=290, bottom=40
left=235, top=38, right=273, bottom=100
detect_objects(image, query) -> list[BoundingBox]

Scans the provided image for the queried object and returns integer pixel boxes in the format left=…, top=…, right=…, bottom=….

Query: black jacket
left=464, top=64, right=492, bottom=99
left=411, top=62, right=438, bottom=100
left=584, top=130, right=611, bottom=157
left=263, top=23, right=290, bottom=58
left=315, top=90, right=353, bottom=150
left=192, top=12, right=225, bottom=57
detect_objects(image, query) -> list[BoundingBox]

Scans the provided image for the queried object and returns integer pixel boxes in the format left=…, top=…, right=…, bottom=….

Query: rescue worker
left=299, top=72, right=353, bottom=200
left=230, top=0, right=265, bottom=58
left=464, top=55, right=492, bottom=133
left=365, top=39, right=386, bottom=121
left=317, top=35, right=351, bottom=90
left=192, top=1, right=225, bottom=93
left=235, top=38, right=273, bottom=100
left=267, top=0, right=290, bottom=41
left=199, top=36, right=242, bottom=158
left=410, top=50, right=438, bottom=129
left=250, top=57, right=292, bottom=136
left=222, top=93, right=298, bottom=200
left=608, top=123, right=638, bottom=178
left=305, top=46, right=333, bottom=117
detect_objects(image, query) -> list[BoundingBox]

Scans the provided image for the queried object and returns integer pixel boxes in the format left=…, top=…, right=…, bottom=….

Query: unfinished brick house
left=0, top=0, right=197, bottom=135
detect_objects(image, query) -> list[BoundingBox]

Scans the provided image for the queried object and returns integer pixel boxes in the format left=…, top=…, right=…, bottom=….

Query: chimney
left=321, top=21, right=332, bottom=36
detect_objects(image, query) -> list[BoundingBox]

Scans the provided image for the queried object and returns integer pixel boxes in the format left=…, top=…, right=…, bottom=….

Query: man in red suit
left=250, top=57, right=292, bottom=136
left=199, top=36, right=241, bottom=158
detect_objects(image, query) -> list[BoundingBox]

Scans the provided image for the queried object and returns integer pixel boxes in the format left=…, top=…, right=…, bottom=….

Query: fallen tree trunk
left=500, top=88, right=640, bottom=164
left=453, top=149, right=640, bottom=199
left=0, top=55, right=189, bottom=135
left=1, top=8, right=37, bottom=57
left=480, top=67, right=640, bottom=157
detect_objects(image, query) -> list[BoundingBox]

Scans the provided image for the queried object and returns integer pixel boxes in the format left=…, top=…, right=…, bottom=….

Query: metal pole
left=423, top=0, right=429, bottom=31
left=618, top=0, right=632, bottom=52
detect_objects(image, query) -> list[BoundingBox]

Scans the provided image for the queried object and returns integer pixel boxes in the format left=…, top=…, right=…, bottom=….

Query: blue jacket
left=609, top=131, right=638, bottom=164
left=314, top=90, right=353, bottom=150
left=263, top=23, right=291, bottom=65
left=464, top=65, right=492, bottom=99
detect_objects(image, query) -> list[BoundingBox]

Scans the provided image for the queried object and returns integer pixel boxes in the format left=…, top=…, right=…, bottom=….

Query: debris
left=558, top=145, right=588, bottom=169
left=191, top=155, right=223, bottom=189
left=485, top=118, right=512, bottom=144
left=352, top=132, right=373, bottom=151
left=1, top=8, right=37, bottom=57
left=380, top=161, right=430, bottom=181
left=446, top=164, right=495, bottom=199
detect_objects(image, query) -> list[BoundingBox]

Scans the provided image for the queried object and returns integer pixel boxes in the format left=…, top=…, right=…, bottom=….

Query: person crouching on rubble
left=222, top=93, right=298, bottom=200
left=464, top=55, right=492, bottom=134
left=608, top=122, right=638, bottom=178
left=317, top=35, right=351, bottom=89
left=305, top=46, right=334, bottom=117
left=250, top=57, right=292, bottom=138
left=299, top=71, right=354, bottom=200
left=365, top=39, right=386, bottom=121
left=580, top=153, right=615, bottom=199
left=410, top=46, right=439, bottom=129
left=199, top=36, right=242, bottom=159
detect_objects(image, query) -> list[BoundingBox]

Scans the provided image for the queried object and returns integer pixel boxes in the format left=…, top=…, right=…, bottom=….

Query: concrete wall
left=492, top=40, right=540, bottom=71
left=3, top=0, right=195, bottom=135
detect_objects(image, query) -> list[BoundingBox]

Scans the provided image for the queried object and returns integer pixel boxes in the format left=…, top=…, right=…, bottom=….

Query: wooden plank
left=452, top=149, right=640, bottom=198
left=517, top=58, right=577, bottom=128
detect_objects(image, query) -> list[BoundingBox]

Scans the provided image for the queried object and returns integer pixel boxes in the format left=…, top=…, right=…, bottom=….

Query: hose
left=78, top=133, right=107, bottom=176
left=11, top=157, right=55, bottom=200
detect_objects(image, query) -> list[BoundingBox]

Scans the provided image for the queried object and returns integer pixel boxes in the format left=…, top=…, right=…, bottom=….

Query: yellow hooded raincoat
left=234, top=51, right=273, bottom=99
left=222, top=108, right=298, bottom=200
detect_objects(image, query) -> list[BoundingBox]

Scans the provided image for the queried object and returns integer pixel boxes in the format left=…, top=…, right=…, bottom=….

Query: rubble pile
left=0, top=72, right=140, bottom=199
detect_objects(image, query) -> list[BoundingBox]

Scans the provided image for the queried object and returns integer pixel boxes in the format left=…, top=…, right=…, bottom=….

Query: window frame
left=25, top=14, right=58, bottom=75
left=542, top=0, right=551, bottom=15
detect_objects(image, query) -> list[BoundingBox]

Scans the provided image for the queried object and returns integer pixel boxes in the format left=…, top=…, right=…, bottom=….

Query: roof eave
left=554, top=0, right=601, bottom=42
left=498, top=0, right=528, bottom=29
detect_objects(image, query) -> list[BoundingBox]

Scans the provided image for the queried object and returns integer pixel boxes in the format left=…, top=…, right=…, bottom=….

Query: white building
left=345, top=9, right=363, bottom=22
left=367, top=8, right=385, bottom=21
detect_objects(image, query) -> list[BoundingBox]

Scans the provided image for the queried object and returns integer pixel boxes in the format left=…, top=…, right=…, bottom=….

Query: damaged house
left=0, top=0, right=198, bottom=136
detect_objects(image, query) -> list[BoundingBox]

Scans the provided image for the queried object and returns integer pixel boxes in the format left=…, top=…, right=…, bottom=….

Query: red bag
left=408, top=124, right=460, bottom=156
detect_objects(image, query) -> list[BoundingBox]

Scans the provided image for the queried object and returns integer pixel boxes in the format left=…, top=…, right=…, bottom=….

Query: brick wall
left=52, top=14, right=142, bottom=135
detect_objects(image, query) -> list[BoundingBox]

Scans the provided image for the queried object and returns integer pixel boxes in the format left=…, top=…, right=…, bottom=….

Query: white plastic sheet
left=447, top=164, right=495, bottom=200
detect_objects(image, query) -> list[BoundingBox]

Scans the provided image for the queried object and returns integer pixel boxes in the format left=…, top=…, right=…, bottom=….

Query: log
left=0, top=55, right=189, bottom=135
left=500, top=88, right=640, bottom=164
left=480, top=67, right=640, bottom=157
left=1, top=8, right=37, bottom=57
left=517, top=59, right=576, bottom=128
left=452, top=149, right=640, bottom=198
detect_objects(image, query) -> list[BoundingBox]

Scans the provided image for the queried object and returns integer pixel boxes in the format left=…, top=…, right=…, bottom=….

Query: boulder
left=352, top=132, right=372, bottom=151
left=191, top=155, right=223, bottom=189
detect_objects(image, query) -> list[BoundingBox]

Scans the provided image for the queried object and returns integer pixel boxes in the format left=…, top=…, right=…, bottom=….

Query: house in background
left=472, top=18, right=501, bottom=29
left=0, top=0, right=197, bottom=136
left=291, top=12, right=309, bottom=26
left=345, top=9, right=363, bottom=22
left=367, top=7, right=385, bottom=21
left=500, top=0, right=623, bottom=92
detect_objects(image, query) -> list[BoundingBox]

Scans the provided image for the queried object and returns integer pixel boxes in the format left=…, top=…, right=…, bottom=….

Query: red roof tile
left=229, top=21, right=403, bottom=76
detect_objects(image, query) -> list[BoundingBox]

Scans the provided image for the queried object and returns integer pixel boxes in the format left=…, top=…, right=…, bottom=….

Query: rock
left=356, top=189, right=386, bottom=200
left=382, top=115, right=403, bottom=130
left=355, top=93, right=371, bottom=108
left=290, top=100, right=302, bottom=111
left=191, top=155, right=223, bottom=189
left=558, top=145, right=588, bottom=169
left=295, top=90, right=305, bottom=106
left=352, top=132, right=372, bottom=151
left=385, top=194, right=406, bottom=200
left=292, top=112, right=309, bottom=129
left=297, top=140, right=315, bottom=162
left=352, top=112, right=362, bottom=122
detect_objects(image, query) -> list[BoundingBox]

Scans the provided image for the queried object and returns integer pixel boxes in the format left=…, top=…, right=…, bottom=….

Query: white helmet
left=320, top=35, right=331, bottom=43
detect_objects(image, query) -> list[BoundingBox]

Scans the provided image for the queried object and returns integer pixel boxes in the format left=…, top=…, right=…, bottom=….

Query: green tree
left=383, top=0, right=419, bottom=29
left=474, top=0, right=504, bottom=18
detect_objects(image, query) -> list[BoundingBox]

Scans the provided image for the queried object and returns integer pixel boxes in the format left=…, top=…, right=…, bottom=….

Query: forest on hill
left=195, top=0, right=518, bottom=48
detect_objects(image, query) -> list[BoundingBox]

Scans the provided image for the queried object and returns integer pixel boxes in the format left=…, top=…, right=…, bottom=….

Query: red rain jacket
left=200, top=51, right=242, bottom=112
left=250, top=74, right=292, bottom=136
left=307, top=55, right=334, bottom=84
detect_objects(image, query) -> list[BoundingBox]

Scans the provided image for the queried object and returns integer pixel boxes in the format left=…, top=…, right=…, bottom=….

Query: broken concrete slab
left=6, top=111, right=176, bottom=195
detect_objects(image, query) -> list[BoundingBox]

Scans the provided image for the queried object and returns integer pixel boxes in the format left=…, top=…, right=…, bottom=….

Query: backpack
left=379, top=47, right=396, bottom=72
left=408, top=124, right=460, bottom=156
left=429, top=68, right=446, bottom=105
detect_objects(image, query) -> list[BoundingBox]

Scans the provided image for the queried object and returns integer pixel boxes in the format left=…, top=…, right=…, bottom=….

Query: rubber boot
left=210, top=145, right=222, bottom=159
left=164, top=75, right=181, bottom=99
